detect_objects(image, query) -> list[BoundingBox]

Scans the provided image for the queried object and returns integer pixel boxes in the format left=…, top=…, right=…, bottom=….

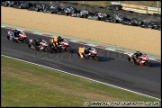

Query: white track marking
left=105, top=48, right=116, bottom=51
left=70, top=40, right=79, bottom=42
left=1, top=55, right=161, bottom=100
left=84, top=43, right=97, bottom=47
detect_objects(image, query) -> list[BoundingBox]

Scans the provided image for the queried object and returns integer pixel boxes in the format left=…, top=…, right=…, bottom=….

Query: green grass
left=1, top=56, right=161, bottom=107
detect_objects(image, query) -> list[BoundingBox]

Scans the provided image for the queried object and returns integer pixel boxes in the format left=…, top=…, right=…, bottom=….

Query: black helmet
left=85, top=47, right=88, bottom=52
left=87, top=46, right=92, bottom=50
left=58, top=36, right=62, bottom=40
left=35, top=39, right=39, bottom=43
left=38, top=38, right=43, bottom=42
left=136, top=51, right=141, bottom=53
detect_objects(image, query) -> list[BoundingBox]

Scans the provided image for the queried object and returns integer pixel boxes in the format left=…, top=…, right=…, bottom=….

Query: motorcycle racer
left=34, top=38, right=47, bottom=50
left=132, top=51, right=143, bottom=63
left=78, top=46, right=91, bottom=59
left=50, top=36, right=63, bottom=49
left=13, top=29, right=21, bottom=39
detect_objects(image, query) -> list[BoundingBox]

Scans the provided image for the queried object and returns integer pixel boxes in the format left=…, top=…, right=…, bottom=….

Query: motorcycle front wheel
left=93, top=55, right=100, bottom=61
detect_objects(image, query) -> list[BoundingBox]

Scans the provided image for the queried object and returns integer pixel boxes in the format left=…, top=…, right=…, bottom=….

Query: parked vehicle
left=87, top=12, right=99, bottom=20
left=9, top=1, right=20, bottom=8
left=32, top=3, right=44, bottom=12
left=17, top=1, right=29, bottom=9
left=6, top=1, right=18, bottom=7
left=1, top=1, right=10, bottom=7
left=105, top=16, right=116, bottom=23
left=107, top=4, right=122, bottom=11
left=131, top=18, right=144, bottom=26
left=122, top=18, right=132, bottom=25
left=98, top=12, right=111, bottom=21
left=28, top=2, right=37, bottom=11
left=114, top=14, right=128, bottom=23
left=80, top=10, right=89, bottom=18
left=49, top=5, right=63, bottom=14
left=140, top=20, right=161, bottom=30
left=63, top=6, right=78, bottom=16
left=41, top=4, right=50, bottom=13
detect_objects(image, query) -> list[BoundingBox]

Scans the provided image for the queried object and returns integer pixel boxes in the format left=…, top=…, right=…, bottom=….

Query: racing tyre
left=23, top=38, right=29, bottom=44
left=7, top=36, right=10, bottom=40
left=94, top=56, right=100, bottom=61
left=44, top=47, right=49, bottom=52
left=128, top=57, right=131, bottom=62
left=65, top=46, right=71, bottom=52
left=129, top=57, right=137, bottom=65
left=145, top=61, right=152, bottom=67
left=13, top=38, right=18, bottom=43
left=57, top=47, right=62, bottom=53
left=29, top=44, right=35, bottom=50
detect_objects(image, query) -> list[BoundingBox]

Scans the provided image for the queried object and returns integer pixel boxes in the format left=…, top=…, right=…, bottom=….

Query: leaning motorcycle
left=127, top=52, right=152, bottom=67
left=28, top=39, right=48, bottom=52
left=7, top=30, right=29, bottom=44
left=57, top=39, right=71, bottom=53
left=47, top=39, right=72, bottom=53
left=78, top=47, right=100, bottom=61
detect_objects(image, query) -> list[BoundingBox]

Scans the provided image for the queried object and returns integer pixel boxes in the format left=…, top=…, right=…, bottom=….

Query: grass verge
left=1, top=56, right=161, bottom=107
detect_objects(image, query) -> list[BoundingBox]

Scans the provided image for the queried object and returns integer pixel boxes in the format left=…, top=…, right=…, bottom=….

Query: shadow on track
left=99, top=56, right=115, bottom=62
left=70, top=48, right=115, bottom=62
left=151, top=62, right=161, bottom=68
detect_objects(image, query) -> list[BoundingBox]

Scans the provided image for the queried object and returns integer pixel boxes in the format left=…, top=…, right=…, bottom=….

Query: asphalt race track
left=1, top=28, right=161, bottom=99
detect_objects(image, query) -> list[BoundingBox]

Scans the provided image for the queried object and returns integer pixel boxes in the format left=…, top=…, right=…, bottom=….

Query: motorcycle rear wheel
left=65, top=46, right=71, bottom=52
left=94, top=56, right=100, bottom=61
left=145, top=61, right=152, bottom=67
left=23, top=38, right=29, bottom=44
left=7, top=36, right=10, bottom=40
left=30, top=44, right=36, bottom=50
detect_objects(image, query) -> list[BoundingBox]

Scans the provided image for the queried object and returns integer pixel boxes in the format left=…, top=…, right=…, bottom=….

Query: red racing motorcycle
left=28, top=39, right=48, bottom=51
left=127, top=52, right=152, bottom=66
left=7, top=30, right=29, bottom=44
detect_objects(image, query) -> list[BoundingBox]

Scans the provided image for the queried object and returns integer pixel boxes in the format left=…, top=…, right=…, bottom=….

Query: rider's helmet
left=58, top=36, right=62, bottom=41
left=135, top=51, right=143, bottom=57
left=84, top=47, right=89, bottom=53
left=87, top=46, right=92, bottom=51
left=136, top=51, right=141, bottom=53
left=34, top=39, right=39, bottom=43
left=136, top=51, right=142, bottom=55
left=38, top=38, right=43, bottom=42
left=14, top=29, right=18, bottom=34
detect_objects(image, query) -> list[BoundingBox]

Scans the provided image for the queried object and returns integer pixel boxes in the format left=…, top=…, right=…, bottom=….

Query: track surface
left=1, top=28, right=161, bottom=99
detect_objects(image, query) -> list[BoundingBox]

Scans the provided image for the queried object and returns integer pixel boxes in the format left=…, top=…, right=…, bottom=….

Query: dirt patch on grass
left=2, top=7, right=161, bottom=56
